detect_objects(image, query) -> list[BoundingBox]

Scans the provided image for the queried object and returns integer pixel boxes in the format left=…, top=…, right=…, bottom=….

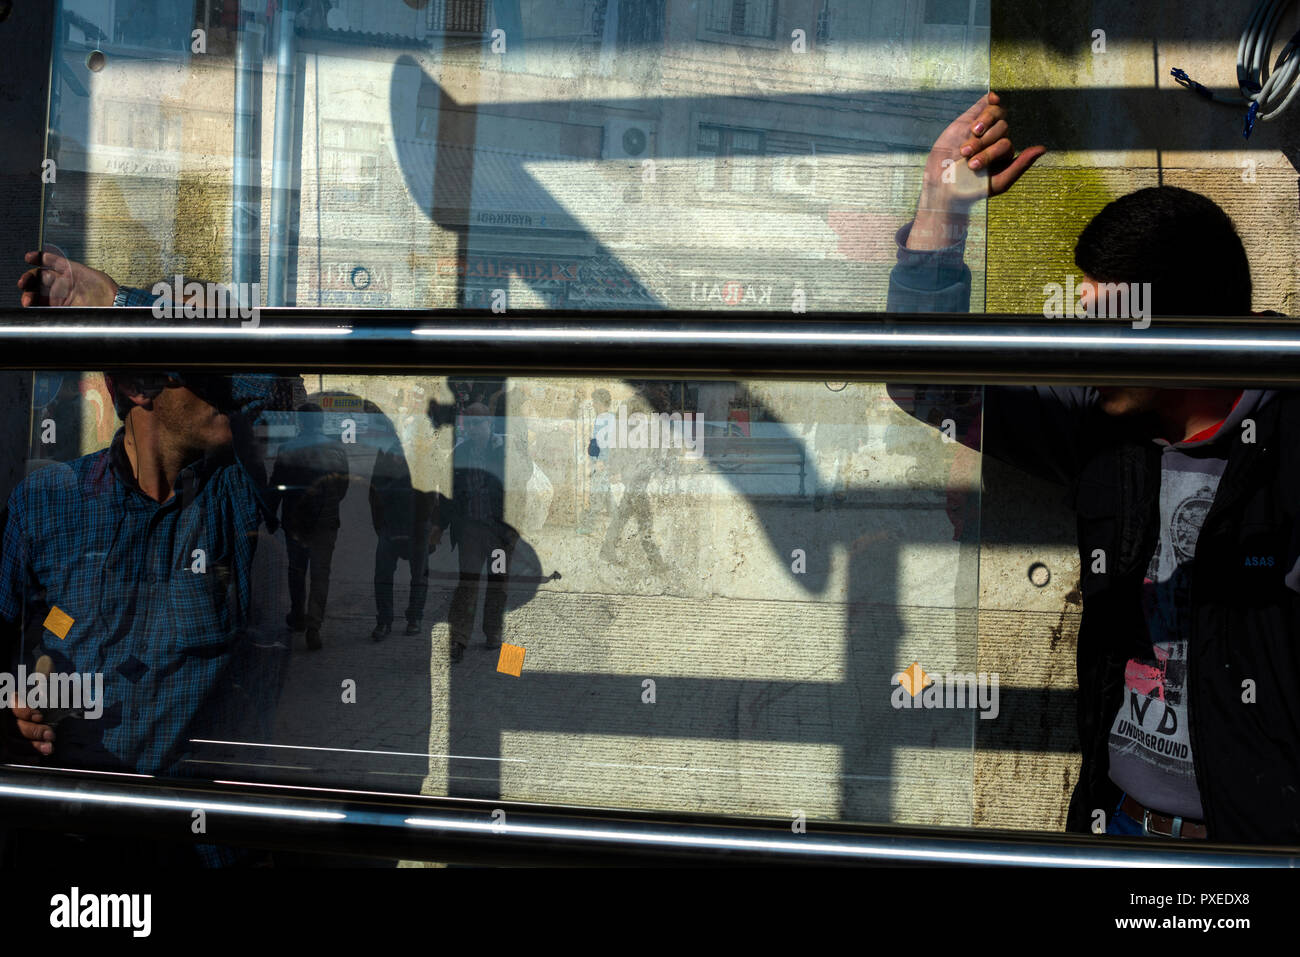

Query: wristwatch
left=112, top=285, right=155, bottom=307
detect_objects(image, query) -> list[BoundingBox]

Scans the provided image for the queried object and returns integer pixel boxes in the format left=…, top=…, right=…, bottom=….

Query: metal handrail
left=0, top=766, right=1294, bottom=866
left=2, top=307, right=1300, bottom=385
left=5, top=306, right=1300, bottom=865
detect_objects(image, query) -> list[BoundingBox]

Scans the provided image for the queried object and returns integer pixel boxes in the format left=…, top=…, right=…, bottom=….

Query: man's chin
left=205, top=413, right=233, bottom=446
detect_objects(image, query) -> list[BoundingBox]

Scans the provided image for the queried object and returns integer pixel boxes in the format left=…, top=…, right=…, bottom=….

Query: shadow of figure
left=385, top=56, right=978, bottom=826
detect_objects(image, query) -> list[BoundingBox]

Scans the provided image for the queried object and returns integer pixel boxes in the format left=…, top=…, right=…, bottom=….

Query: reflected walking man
left=369, top=435, right=431, bottom=641
left=445, top=403, right=517, bottom=663
left=599, top=383, right=669, bottom=574
left=269, top=403, right=350, bottom=650
left=577, top=388, right=614, bottom=535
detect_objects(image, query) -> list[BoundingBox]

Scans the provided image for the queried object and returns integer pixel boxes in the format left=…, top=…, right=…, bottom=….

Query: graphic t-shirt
left=1106, top=453, right=1224, bottom=818
left=1106, top=391, right=1257, bottom=819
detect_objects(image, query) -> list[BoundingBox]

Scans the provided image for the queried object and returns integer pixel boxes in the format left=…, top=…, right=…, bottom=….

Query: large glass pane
left=12, top=0, right=1300, bottom=874
left=14, top=0, right=997, bottom=845
left=9, top=370, right=982, bottom=830
left=40, top=0, right=990, bottom=312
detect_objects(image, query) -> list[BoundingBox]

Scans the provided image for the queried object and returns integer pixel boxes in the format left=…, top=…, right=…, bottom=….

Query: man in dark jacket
left=444, top=403, right=517, bottom=663
left=268, top=403, right=350, bottom=650
left=368, top=436, right=433, bottom=641
left=888, top=92, right=1300, bottom=844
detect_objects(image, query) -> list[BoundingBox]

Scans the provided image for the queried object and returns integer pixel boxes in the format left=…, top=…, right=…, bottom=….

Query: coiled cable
left=1171, top=0, right=1300, bottom=136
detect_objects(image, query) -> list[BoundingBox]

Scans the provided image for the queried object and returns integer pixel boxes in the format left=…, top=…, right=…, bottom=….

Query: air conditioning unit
left=602, top=119, right=654, bottom=161
left=771, top=155, right=817, bottom=195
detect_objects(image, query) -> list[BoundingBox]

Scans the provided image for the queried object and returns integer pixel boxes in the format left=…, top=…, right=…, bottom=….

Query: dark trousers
left=286, top=525, right=339, bottom=630
left=449, top=518, right=515, bottom=648
left=374, top=525, right=429, bottom=626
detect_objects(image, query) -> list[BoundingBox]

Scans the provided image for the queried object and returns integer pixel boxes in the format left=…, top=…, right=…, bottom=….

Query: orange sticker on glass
left=496, top=643, right=525, bottom=677
left=44, top=606, right=74, bottom=640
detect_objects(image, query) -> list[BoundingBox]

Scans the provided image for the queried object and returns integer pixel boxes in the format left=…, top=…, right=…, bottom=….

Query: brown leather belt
left=1121, top=795, right=1208, bottom=839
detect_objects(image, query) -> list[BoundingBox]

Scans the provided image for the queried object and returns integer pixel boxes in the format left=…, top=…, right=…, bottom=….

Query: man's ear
left=118, top=377, right=173, bottom=412
left=121, top=388, right=156, bottom=413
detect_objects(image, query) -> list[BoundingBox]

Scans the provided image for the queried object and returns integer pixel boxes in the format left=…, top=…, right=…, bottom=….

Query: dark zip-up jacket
left=887, top=220, right=1300, bottom=842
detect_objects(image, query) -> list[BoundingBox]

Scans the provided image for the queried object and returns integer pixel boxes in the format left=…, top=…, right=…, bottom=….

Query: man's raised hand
left=16, top=248, right=119, bottom=308
left=922, top=91, right=1046, bottom=208
left=908, top=91, right=1046, bottom=251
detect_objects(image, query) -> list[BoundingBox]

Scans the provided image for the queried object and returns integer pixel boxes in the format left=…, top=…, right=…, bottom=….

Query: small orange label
left=496, top=643, right=526, bottom=677
left=897, top=661, right=930, bottom=697
left=44, top=606, right=74, bottom=640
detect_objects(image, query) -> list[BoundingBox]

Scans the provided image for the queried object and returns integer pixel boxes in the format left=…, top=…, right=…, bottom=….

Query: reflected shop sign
left=447, top=255, right=579, bottom=309
left=318, top=393, right=369, bottom=435
left=313, top=253, right=669, bottom=307
left=319, top=261, right=392, bottom=306
left=437, top=256, right=580, bottom=283
left=460, top=284, right=568, bottom=309
left=689, top=279, right=776, bottom=306
left=440, top=255, right=670, bottom=307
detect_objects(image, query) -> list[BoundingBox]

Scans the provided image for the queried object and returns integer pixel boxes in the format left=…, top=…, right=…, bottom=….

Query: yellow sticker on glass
left=496, top=643, right=525, bottom=677
left=44, top=606, right=74, bottom=640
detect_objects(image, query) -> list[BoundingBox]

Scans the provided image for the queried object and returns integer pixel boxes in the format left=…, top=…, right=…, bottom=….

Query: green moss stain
left=986, top=5, right=1162, bottom=312
left=84, top=177, right=164, bottom=286
left=986, top=166, right=1122, bottom=312
left=175, top=173, right=229, bottom=282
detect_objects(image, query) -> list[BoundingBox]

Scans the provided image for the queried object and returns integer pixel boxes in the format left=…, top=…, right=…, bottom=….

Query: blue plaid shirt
left=1, top=288, right=278, bottom=864
left=0, top=399, right=271, bottom=762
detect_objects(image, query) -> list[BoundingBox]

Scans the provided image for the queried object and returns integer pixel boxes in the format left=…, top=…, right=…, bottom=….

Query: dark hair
left=592, top=388, right=611, bottom=406
left=1074, top=186, right=1252, bottom=317
left=103, top=371, right=169, bottom=420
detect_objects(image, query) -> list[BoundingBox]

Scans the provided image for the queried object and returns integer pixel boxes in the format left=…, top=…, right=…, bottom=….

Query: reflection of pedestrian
left=369, top=437, right=430, bottom=641
left=599, top=385, right=668, bottom=573
left=577, top=388, right=614, bottom=534
left=445, top=403, right=517, bottom=663
left=268, top=404, right=350, bottom=650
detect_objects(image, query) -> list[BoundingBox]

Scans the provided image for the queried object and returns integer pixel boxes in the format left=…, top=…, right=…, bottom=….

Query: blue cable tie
left=1170, top=67, right=1214, bottom=99
left=1244, top=100, right=1259, bottom=138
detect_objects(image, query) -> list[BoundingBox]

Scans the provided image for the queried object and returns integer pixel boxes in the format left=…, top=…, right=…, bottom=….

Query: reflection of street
left=252, top=434, right=969, bottom=815
left=208, top=381, right=982, bottom=831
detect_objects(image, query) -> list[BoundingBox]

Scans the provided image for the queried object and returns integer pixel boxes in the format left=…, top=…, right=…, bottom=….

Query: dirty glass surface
left=16, top=0, right=991, bottom=831
left=13, top=372, right=984, bottom=830
left=41, top=0, right=991, bottom=313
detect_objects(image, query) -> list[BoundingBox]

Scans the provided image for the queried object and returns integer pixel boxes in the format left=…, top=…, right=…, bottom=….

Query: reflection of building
left=296, top=0, right=991, bottom=312
left=30, top=0, right=1008, bottom=838
left=45, top=0, right=989, bottom=311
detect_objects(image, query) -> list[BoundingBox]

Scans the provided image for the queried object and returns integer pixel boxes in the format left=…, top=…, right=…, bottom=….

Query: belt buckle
left=1142, top=807, right=1154, bottom=836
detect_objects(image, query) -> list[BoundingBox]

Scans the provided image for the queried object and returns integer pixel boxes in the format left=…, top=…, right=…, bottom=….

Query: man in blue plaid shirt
left=2, top=250, right=281, bottom=866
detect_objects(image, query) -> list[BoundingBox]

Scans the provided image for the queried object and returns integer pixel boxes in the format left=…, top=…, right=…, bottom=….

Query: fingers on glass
left=970, top=137, right=1013, bottom=171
